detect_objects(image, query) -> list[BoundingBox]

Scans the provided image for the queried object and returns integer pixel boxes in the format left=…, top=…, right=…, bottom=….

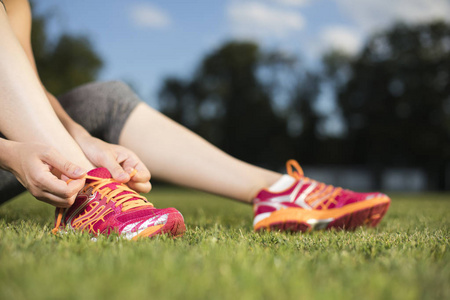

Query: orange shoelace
left=286, top=159, right=342, bottom=208
left=51, top=169, right=153, bottom=234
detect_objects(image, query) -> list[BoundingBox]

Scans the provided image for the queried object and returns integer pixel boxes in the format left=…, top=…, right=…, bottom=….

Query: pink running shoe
left=253, top=160, right=391, bottom=232
left=52, top=168, right=186, bottom=239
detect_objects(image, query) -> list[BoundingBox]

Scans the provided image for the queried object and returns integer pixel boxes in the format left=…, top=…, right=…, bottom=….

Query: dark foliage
left=160, top=22, right=450, bottom=189
left=331, top=22, right=450, bottom=188
left=159, top=42, right=321, bottom=167
left=30, top=4, right=103, bottom=95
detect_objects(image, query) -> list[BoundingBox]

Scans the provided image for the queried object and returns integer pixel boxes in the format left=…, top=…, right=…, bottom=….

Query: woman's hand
left=77, top=136, right=151, bottom=193
left=3, top=142, right=86, bottom=207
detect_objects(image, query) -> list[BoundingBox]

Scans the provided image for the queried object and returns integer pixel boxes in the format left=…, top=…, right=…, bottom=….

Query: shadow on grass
left=0, top=192, right=53, bottom=226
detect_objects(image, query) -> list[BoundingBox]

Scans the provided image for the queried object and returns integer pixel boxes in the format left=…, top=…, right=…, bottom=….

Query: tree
left=159, top=42, right=309, bottom=167
left=325, top=21, right=450, bottom=189
left=30, top=2, right=103, bottom=95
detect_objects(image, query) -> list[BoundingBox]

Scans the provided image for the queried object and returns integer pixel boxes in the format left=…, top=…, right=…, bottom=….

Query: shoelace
left=286, top=159, right=342, bottom=207
left=51, top=169, right=153, bottom=234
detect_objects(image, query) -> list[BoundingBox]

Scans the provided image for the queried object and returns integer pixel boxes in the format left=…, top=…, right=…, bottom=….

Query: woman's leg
left=119, top=104, right=281, bottom=203
left=59, top=81, right=281, bottom=203
left=57, top=81, right=390, bottom=233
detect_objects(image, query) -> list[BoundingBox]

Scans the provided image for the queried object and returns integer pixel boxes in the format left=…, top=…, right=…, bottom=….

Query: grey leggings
left=0, top=81, right=141, bottom=204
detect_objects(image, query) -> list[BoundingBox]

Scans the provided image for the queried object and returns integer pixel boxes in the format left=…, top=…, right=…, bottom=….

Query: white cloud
left=129, top=3, right=171, bottom=29
left=227, top=1, right=305, bottom=40
left=307, top=0, right=450, bottom=59
left=336, top=0, right=450, bottom=32
left=270, top=0, right=309, bottom=7
left=319, top=26, right=362, bottom=55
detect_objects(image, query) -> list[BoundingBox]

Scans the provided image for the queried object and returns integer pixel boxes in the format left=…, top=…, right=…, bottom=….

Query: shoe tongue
left=86, top=168, right=118, bottom=190
left=87, top=168, right=112, bottom=179
left=86, top=167, right=144, bottom=208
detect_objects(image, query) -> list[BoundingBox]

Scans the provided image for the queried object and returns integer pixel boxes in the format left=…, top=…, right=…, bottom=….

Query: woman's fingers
left=121, top=154, right=151, bottom=193
left=100, top=151, right=130, bottom=183
left=37, top=190, right=77, bottom=208
left=128, top=180, right=152, bottom=194
left=41, top=148, right=86, bottom=179
left=6, top=142, right=87, bottom=208
left=39, top=174, right=84, bottom=199
left=38, top=149, right=86, bottom=206
left=122, top=152, right=151, bottom=181
left=34, top=171, right=85, bottom=206
left=73, top=138, right=151, bottom=193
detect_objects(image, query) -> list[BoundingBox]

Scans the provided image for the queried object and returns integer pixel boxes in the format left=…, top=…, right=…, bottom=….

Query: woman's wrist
left=64, top=121, right=91, bottom=144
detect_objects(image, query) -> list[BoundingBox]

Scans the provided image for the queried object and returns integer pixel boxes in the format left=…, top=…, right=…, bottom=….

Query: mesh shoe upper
left=254, top=160, right=386, bottom=211
left=253, top=160, right=390, bottom=232
left=54, top=168, right=185, bottom=238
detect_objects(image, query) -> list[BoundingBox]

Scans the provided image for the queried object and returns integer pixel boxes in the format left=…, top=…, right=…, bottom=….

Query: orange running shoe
left=52, top=168, right=186, bottom=239
left=253, top=160, right=390, bottom=232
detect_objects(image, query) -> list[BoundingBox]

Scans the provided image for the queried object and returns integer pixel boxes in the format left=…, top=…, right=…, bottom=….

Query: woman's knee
left=99, top=81, right=134, bottom=100
left=59, top=80, right=142, bottom=144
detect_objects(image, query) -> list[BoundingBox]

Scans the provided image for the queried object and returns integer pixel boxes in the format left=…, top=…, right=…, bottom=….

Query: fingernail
left=119, top=173, right=128, bottom=180
left=74, top=168, right=85, bottom=176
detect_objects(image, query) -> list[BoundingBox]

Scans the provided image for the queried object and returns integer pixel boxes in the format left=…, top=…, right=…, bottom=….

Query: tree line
left=159, top=22, right=450, bottom=190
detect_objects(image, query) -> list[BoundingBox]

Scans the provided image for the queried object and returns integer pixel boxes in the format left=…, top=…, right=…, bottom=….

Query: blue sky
left=35, top=0, right=450, bottom=109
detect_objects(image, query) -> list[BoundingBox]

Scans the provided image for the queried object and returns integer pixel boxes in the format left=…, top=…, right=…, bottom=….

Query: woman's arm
left=4, top=0, right=151, bottom=193
left=0, top=2, right=85, bottom=155
left=0, top=2, right=90, bottom=206
left=4, top=0, right=90, bottom=142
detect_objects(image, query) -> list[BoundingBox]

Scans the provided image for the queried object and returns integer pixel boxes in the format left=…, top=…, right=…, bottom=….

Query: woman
left=0, top=0, right=390, bottom=239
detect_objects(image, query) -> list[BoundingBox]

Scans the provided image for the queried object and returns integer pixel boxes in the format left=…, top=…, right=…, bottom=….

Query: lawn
left=0, top=188, right=448, bottom=300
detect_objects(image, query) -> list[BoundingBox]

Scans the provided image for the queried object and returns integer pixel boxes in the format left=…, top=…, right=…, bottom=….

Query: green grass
left=0, top=189, right=448, bottom=300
